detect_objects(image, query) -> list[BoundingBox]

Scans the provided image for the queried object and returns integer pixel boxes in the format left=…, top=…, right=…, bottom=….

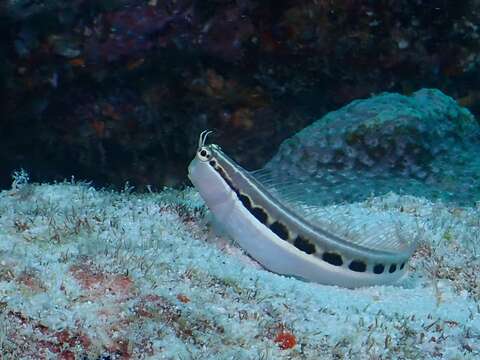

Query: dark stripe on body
left=205, top=146, right=407, bottom=275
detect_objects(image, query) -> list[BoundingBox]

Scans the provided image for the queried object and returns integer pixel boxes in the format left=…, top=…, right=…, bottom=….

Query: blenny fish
left=188, top=131, right=416, bottom=287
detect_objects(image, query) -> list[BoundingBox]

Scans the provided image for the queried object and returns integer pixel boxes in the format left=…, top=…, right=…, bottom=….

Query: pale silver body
left=188, top=142, right=413, bottom=288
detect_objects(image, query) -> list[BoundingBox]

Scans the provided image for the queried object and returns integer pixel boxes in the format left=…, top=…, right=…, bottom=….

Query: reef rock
left=264, top=89, right=480, bottom=206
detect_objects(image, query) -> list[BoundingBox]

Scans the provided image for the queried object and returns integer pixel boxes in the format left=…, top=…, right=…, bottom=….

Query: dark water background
left=1, top=0, right=479, bottom=194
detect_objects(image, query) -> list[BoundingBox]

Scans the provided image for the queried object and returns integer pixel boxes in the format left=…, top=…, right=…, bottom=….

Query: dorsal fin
left=250, top=169, right=416, bottom=255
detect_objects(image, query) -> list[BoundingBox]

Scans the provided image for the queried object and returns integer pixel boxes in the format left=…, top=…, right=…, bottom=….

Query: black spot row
left=294, top=236, right=316, bottom=254
left=210, top=163, right=271, bottom=227
left=210, top=163, right=408, bottom=275
left=237, top=188, right=318, bottom=255
left=235, top=189, right=407, bottom=275
left=212, top=164, right=315, bottom=256
left=322, top=251, right=407, bottom=276
left=349, top=260, right=367, bottom=272
left=238, top=193, right=251, bottom=208
left=322, top=252, right=343, bottom=266
left=373, top=264, right=385, bottom=274
left=270, top=221, right=289, bottom=240
left=251, top=206, right=268, bottom=224
left=374, top=262, right=406, bottom=274
left=211, top=163, right=314, bottom=255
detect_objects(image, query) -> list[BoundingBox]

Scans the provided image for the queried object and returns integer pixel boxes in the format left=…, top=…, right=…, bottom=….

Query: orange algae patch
left=7, top=310, right=92, bottom=356
left=274, top=331, right=297, bottom=350
left=90, top=119, right=106, bottom=138
left=70, top=264, right=106, bottom=290
left=69, top=262, right=134, bottom=298
left=68, top=58, right=85, bottom=67
left=17, top=271, right=46, bottom=293
left=176, top=294, right=190, bottom=303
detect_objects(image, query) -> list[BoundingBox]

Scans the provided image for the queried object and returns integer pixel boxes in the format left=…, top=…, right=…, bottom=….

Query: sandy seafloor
left=0, top=177, right=479, bottom=359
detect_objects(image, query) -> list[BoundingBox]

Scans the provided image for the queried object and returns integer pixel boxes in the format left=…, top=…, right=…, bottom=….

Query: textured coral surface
left=0, top=177, right=479, bottom=359
left=265, top=89, right=480, bottom=206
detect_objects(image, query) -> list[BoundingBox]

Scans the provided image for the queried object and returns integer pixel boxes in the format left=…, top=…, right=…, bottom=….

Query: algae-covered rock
left=265, top=89, right=480, bottom=206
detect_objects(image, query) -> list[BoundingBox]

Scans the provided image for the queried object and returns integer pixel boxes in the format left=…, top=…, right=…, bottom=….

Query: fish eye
left=197, top=146, right=212, bottom=161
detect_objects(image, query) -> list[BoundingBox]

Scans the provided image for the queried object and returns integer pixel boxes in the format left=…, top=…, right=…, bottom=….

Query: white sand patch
left=0, top=179, right=478, bottom=359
